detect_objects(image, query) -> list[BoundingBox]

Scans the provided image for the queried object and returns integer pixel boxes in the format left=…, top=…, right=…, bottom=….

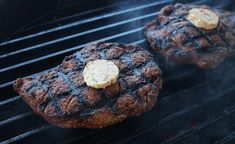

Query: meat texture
left=13, top=42, right=162, bottom=128
left=145, top=3, right=235, bottom=68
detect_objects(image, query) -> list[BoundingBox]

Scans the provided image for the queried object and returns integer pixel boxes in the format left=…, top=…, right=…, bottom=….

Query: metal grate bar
left=0, top=96, right=20, bottom=107
left=0, top=126, right=51, bottom=144
left=0, top=111, right=33, bottom=127
left=0, top=67, right=55, bottom=89
left=12, top=3, right=119, bottom=36
left=0, top=12, right=158, bottom=59
left=58, top=130, right=99, bottom=144
left=0, top=0, right=172, bottom=46
left=214, top=132, right=235, bottom=144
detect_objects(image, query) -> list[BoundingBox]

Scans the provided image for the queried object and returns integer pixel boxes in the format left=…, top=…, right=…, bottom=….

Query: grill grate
left=1, top=0, right=235, bottom=144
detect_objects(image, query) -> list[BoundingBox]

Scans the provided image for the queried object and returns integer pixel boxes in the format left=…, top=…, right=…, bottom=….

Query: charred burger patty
left=13, top=42, right=162, bottom=128
left=145, top=3, right=235, bottom=68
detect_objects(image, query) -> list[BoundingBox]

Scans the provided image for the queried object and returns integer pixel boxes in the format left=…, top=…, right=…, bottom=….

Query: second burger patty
left=13, top=42, right=162, bottom=128
left=145, top=3, right=235, bottom=68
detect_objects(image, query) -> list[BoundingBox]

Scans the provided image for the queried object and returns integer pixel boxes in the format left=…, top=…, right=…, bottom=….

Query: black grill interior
left=0, top=0, right=235, bottom=144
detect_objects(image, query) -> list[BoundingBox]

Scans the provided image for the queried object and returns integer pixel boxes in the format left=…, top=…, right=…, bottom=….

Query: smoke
left=110, top=0, right=174, bottom=45
left=113, top=0, right=146, bottom=44
left=187, top=0, right=235, bottom=89
left=191, top=0, right=233, bottom=10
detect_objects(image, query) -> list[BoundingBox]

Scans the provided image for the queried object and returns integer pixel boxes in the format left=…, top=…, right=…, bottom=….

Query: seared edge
left=13, top=42, right=162, bottom=128
left=145, top=3, right=235, bottom=68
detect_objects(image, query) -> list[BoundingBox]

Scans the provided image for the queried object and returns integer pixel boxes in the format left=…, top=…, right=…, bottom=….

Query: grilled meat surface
left=145, top=3, right=235, bottom=68
left=13, top=42, right=162, bottom=128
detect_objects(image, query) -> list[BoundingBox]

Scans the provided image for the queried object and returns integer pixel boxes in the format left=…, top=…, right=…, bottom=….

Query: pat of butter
left=187, top=8, right=219, bottom=30
left=83, top=60, right=119, bottom=89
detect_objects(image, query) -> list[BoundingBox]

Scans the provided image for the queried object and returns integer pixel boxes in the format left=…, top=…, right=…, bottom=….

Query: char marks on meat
left=145, top=3, right=235, bottom=68
left=13, top=42, right=162, bottom=128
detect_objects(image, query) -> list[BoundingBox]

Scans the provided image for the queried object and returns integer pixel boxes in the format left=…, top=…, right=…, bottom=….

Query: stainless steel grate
left=0, top=0, right=235, bottom=144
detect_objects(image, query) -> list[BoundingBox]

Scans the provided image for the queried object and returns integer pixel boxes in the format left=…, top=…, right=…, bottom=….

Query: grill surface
left=0, top=0, right=235, bottom=144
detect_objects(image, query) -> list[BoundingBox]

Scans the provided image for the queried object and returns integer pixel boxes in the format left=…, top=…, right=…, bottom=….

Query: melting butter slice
left=187, top=8, right=219, bottom=30
left=83, top=60, right=119, bottom=89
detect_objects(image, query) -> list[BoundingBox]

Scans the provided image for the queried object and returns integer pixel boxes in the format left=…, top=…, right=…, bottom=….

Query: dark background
left=0, top=0, right=123, bottom=40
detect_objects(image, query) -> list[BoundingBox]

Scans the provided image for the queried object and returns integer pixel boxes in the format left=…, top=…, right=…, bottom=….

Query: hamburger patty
left=145, top=3, right=235, bottom=68
left=13, top=42, right=162, bottom=128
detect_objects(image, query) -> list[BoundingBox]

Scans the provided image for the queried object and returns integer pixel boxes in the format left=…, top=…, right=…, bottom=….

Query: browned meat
left=13, top=42, right=162, bottom=128
left=145, top=3, right=235, bottom=68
